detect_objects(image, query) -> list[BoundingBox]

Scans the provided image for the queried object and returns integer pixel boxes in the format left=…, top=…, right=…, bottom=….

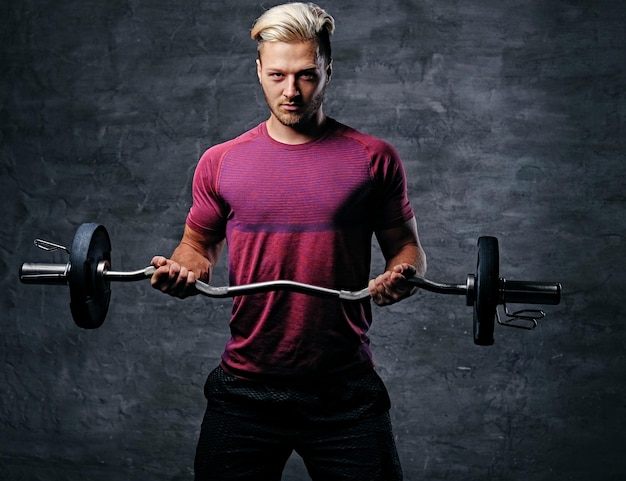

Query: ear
left=256, top=58, right=262, bottom=83
left=326, top=60, right=333, bottom=82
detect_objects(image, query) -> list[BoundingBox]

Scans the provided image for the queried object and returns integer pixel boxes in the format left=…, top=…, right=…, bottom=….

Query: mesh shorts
left=194, top=366, right=402, bottom=481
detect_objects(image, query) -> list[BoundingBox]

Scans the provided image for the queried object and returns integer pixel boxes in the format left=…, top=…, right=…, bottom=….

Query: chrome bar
left=408, top=276, right=466, bottom=296
left=194, top=279, right=371, bottom=300
left=103, top=265, right=156, bottom=282
left=20, top=262, right=469, bottom=302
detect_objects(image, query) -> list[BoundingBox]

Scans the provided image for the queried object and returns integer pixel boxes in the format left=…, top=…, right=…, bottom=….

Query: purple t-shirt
left=187, top=119, right=414, bottom=381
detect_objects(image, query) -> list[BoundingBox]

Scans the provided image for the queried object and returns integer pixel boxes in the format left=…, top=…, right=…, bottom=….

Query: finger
left=150, top=262, right=181, bottom=291
left=392, top=263, right=416, bottom=277
left=166, top=262, right=181, bottom=280
left=163, top=264, right=186, bottom=292
left=401, top=263, right=417, bottom=277
left=389, top=272, right=413, bottom=297
left=176, top=272, right=199, bottom=298
left=374, top=273, right=400, bottom=305
left=165, top=265, right=201, bottom=298
left=368, top=277, right=385, bottom=305
left=151, top=256, right=169, bottom=267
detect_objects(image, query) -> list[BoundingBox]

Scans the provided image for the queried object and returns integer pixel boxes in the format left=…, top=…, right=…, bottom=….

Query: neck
left=266, top=110, right=327, bottom=145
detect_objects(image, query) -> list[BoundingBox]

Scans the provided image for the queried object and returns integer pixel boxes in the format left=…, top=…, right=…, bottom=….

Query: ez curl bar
left=19, top=223, right=562, bottom=346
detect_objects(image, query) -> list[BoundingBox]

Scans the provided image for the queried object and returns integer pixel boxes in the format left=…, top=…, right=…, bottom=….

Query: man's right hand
left=150, top=256, right=199, bottom=299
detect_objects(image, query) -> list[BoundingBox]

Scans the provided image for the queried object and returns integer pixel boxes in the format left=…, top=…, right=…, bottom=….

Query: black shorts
left=194, top=366, right=402, bottom=480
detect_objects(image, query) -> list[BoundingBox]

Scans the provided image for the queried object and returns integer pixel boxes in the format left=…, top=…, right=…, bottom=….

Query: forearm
left=170, top=242, right=212, bottom=283
left=379, top=217, right=427, bottom=277
left=151, top=225, right=224, bottom=298
left=384, top=243, right=427, bottom=277
left=370, top=218, right=427, bottom=305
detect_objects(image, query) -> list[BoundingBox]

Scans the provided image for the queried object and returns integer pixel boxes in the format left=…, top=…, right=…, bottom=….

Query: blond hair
left=251, top=3, right=335, bottom=64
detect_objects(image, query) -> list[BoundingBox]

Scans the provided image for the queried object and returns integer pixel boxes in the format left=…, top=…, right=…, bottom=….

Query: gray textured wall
left=2, top=1, right=625, bottom=480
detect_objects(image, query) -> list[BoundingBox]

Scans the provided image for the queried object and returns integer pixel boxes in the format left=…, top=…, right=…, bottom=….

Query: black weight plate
left=473, top=236, right=499, bottom=346
left=68, top=223, right=112, bottom=329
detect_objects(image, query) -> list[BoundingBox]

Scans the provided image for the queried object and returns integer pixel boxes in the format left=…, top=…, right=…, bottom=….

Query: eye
left=299, top=72, right=318, bottom=81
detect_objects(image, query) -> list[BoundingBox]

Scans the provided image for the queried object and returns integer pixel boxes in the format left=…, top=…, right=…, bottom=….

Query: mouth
left=281, top=103, right=302, bottom=112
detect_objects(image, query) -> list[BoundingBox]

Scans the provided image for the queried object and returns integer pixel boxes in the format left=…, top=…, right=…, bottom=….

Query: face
left=256, top=40, right=331, bottom=130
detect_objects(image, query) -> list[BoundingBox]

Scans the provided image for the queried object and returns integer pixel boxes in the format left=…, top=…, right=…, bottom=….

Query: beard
left=264, top=86, right=327, bottom=129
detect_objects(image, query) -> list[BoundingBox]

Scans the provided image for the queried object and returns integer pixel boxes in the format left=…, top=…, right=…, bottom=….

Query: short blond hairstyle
left=251, top=3, right=335, bottom=64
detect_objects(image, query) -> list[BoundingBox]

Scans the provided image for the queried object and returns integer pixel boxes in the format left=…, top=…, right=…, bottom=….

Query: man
left=151, top=3, right=427, bottom=480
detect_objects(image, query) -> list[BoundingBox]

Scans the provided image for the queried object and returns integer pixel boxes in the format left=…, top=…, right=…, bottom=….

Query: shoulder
left=200, top=123, right=264, bottom=164
left=328, top=120, right=407, bottom=186
left=329, top=119, right=399, bottom=159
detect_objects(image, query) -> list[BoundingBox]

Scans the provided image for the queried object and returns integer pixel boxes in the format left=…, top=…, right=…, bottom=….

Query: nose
left=283, top=76, right=299, bottom=99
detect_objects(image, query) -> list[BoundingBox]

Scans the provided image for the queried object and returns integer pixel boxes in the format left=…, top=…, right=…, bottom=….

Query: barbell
left=19, top=223, right=562, bottom=346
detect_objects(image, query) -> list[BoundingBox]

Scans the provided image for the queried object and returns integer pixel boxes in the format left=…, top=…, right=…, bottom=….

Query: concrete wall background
left=1, top=0, right=624, bottom=479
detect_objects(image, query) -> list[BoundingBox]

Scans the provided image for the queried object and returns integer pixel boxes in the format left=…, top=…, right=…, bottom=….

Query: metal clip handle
left=34, top=239, right=70, bottom=255
left=496, top=304, right=545, bottom=330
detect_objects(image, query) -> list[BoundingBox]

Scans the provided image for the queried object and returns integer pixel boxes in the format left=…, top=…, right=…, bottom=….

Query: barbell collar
left=20, top=263, right=69, bottom=285
left=465, top=274, right=476, bottom=306
left=499, top=278, right=562, bottom=305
